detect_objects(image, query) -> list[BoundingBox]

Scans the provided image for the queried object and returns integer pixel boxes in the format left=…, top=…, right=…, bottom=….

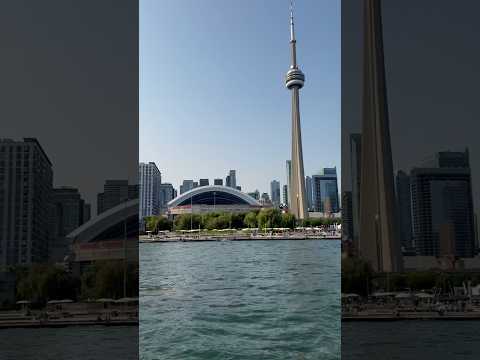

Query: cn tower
left=285, top=1, right=308, bottom=220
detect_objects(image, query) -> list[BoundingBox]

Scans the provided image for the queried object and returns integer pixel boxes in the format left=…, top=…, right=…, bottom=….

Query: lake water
left=0, top=325, right=138, bottom=359
left=140, top=240, right=340, bottom=360
left=342, top=321, right=480, bottom=359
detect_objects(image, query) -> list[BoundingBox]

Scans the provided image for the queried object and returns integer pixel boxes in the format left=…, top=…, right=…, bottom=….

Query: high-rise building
left=248, top=190, right=260, bottom=201
left=285, top=4, right=308, bottom=220
left=225, top=170, right=236, bottom=188
left=260, top=192, right=272, bottom=206
left=283, top=184, right=289, bottom=205
left=199, top=179, right=209, bottom=187
left=358, top=0, right=401, bottom=272
left=436, top=150, right=470, bottom=168
left=305, top=176, right=313, bottom=210
left=139, top=162, right=161, bottom=219
left=396, top=170, right=413, bottom=251
left=159, top=183, right=176, bottom=214
left=0, top=138, right=53, bottom=265
left=49, top=187, right=89, bottom=262
left=350, top=133, right=362, bottom=251
left=214, top=178, right=223, bottom=186
left=180, top=180, right=194, bottom=194
left=342, top=191, right=354, bottom=242
left=312, top=168, right=339, bottom=214
left=97, top=180, right=138, bottom=215
left=411, top=151, right=475, bottom=258
left=286, top=160, right=292, bottom=207
left=83, top=203, right=91, bottom=223
left=270, top=180, right=281, bottom=206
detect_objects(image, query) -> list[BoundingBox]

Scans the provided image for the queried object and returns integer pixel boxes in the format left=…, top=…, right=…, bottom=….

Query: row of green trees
left=145, top=209, right=340, bottom=232
left=341, top=255, right=480, bottom=296
left=10, top=261, right=139, bottom=308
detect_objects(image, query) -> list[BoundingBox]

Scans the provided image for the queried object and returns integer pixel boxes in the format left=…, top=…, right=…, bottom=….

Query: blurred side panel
left=342, top=0, right=480, bottom=358
left=0, top=1, right=139, bottom=359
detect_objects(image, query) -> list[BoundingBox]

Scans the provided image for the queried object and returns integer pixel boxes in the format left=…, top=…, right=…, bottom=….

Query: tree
left=406, top=272, right=437, bottom=291
left=341, top=256, right=373, bottom=296
left=231, top=213, right=245, bottom=229
left=174, top=214, right=202, bottom=230
left=144, top=216, right=158, bottom=232
left=80, top=260, right=138, bottom=300
left=155, top=216, right=172, bottom=231
left=244, top=211, right=258, bottom=228
left=281, top=213, right=296, bottom=229
left=16, top=264, right=80, bottom=305
left=257, top=208, right=282, bottom=229
left=215, top=213, right=232, bottom=229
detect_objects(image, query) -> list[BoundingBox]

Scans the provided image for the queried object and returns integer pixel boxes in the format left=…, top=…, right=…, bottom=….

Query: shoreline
left=0, top=319, right=138, bottom=329
left=140, top=235, right=340, bottom=243
left=342, top=312, right=480, bottom=321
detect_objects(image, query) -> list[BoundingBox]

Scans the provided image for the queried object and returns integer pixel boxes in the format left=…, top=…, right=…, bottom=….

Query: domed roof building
left=168, top=186, right=263, bottom=217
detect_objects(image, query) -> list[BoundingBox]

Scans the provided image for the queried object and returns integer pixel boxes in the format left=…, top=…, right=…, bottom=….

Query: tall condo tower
left=285, top=1, right=308, bottom=220
left=359, top=0, right=401, bottom=272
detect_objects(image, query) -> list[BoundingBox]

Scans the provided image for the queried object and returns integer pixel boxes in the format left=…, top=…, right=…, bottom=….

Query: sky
left=140, top=0, right=340, bottom=195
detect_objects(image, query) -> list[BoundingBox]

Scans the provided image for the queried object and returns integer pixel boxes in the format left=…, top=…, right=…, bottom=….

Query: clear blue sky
left=140, top=0, right=340, bottom=195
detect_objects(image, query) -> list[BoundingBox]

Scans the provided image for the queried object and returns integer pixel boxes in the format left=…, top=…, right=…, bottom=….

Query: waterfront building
left=411, top=151, right=475, bottom=258
left=97, top=180, right=138, bottom=215
left=396, top=170, right=413, bottom=252
left=312, top=168, right=339, bottom=214
left=342, top=191, right=354, bottom=242
left=83, top=203, right=91, bottom=223
left=0, top=138, right=53, bottom=265
left=180, top=180, right=194, bottom=194
left=285, top=4, right=308, bottom=219
left=419, top=150, right=470, bottom=169
left=49, top=187, right=89, bottom=262
left=260, top=192, right=272, bottom=206
left=349, top=133, right=362, bottom=251
left=358, top=0, right=401, bottom=272
left=270, top=180, right=281, bottom=206
left=168, top=186, right=262, bottom=217
left=286, top=160, right=292, bottom=207
left=199, top=178, right=209, bottom=187
left=225, top=170, right=237, bottom=189
left=283, top=184, right=289, bottom=206
left=139, top=162, right=161, bottom=219
left=248, top=190, right=260, bottom=201
left=214, top=178, right=223, bottom=186
left=159, top=183, right=176, bottom=214
left=305, top=176, right=313, bottom=210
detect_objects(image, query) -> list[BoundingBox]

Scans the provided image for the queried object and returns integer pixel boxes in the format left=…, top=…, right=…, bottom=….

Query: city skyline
left=140, top=0, right=340, bottom=195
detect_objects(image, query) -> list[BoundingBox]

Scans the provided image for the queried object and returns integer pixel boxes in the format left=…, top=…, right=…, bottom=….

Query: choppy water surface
left=0, top=326, right=138, bottom=359
left=343, top=321, right=480, bottom=359
left=140, top=240, right=340, bottom=360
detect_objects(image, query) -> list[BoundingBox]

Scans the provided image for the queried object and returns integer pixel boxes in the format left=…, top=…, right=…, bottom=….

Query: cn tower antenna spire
left=289, top=0, right=297, bottom=68
left=290, top=0, right=295, bottom=42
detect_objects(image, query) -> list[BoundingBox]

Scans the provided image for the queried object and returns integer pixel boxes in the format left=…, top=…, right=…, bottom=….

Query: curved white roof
left=168, top=185, right=261, bottom=207
left=66, top=199, right=138, bottom=243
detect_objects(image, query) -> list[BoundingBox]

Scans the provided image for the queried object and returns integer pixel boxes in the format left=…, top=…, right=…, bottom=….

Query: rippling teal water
left=140, top=240, right=340, bottom=359
left=343, top=321, right=480, bottom=359
left=0, top=326, right=138, bottom=359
